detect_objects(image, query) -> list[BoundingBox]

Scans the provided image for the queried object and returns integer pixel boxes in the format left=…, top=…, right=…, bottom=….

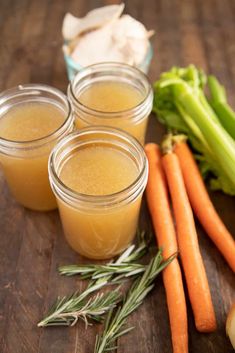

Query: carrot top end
left=161, top=133, right=174, bottom=154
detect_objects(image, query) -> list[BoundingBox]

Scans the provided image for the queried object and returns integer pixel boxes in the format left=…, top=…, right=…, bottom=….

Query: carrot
left=145, top=143, right=188, bottom=353
left=174, top=140, right=235, bottom=272
left=162, top=148, right=217, bottom=333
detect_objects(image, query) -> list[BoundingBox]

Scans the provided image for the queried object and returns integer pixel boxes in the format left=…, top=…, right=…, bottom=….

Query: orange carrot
left=162, top=149, right=217, bottom=333
left=174, top=140, right=235, bottom=272
left=145, top=143, right=188, bottom=353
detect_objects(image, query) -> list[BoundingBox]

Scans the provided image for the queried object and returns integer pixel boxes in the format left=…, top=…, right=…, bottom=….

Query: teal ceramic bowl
left=64, top=44, right=153, bottom=81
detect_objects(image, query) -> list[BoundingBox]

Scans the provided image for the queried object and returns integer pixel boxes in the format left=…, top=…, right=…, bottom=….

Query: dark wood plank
left=197, top=0, right=234, bottom=99
left=179, top=0, right=208, bottom=71
left=0, top=174, right=25, bottom=347
left=0, top=1, right=234, bottom=353
left=2, top=211, right=56, bottom=353
left=5, top=0, right=49, bottom=88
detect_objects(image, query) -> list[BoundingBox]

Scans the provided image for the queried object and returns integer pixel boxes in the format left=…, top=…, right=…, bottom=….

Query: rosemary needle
left=94, top=250, right=174, bottom=353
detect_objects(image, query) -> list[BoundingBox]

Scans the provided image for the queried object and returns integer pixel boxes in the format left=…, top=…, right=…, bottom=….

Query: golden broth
left=0, top=102, right=66, bottom=210
left=74, top=81, right=148, bottom=144
left=57, top=145, right=142, bottom=259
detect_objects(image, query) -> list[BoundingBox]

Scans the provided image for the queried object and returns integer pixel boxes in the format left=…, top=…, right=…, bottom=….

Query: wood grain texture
left=0, top=0, right=234, bottom=352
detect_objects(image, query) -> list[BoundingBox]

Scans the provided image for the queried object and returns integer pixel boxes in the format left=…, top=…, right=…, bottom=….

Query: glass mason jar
left=67, top=63, right=153, bottom=144
left=0, top=84, right=74, bottom=211
left=48, top=126, right=148, bottom=260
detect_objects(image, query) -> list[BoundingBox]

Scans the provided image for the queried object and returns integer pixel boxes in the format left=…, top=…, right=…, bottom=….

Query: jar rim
left=0, top=83, right=73, bottom=150
left=68, top=62, right=153, bottom=120
left=48, top=126, right=148, bottom=209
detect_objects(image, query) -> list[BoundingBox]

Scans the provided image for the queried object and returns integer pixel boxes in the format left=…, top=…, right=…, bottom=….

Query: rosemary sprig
left=94, top=250, right=174, bottom=353
left=59, top=263, right=145, bottom=282
left=59, top=232, right=148, bottom=282
left=38, top=232, right=149, bottom=328
left=38, top=288, right=121, bottom=327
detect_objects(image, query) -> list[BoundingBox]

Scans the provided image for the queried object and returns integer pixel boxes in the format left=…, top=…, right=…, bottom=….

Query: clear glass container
left=64, top=44, right=153, bottom=81
left=67, top=63, right=153, bottom=144
left=0, top=84, right=74, bottom=211
left=49, top=126, right=148, bottom=259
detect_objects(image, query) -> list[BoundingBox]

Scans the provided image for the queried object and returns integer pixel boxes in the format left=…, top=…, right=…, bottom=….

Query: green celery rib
left=172, top=82, right=235, bottom=189
left=208, top=75, right=227, bottom=103
left=176, top=103, right=234, bottom=192
left=212, top=104, right=235, bottom=140
left=176, top=102, right=213, bottom=156
left=198, top=91, right=220, bottom=124
left=208, top=75, right=235, bottom=140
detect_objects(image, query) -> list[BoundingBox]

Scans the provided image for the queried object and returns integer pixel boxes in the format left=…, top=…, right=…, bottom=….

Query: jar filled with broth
left=0, top=84, right=74, bottom=211
left=68, top=63, right=153, bottom=144
left=49, top=126, right=148, bottom=259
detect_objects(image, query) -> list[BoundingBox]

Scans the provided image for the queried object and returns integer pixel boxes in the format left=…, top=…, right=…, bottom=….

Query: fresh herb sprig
left=59, top=262, right=145, bottom=282
left=94, top=250, right=174, bottom=353
left=38, top=232, right=149, bottom=328
left=38, top=288, right=121, bottom=327
left=59, top=232, right=148, bottom=282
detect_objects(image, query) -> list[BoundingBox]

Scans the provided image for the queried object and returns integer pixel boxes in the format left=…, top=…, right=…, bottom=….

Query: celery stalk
left=175, top=103, right=213, bottom=156
left=153, top=65, right=235, bottom=195
left=173, top=83, right=235, bottom=188
left=208, top=75, right=235, bottom=140
left=198, top=91, right=220, bottom=124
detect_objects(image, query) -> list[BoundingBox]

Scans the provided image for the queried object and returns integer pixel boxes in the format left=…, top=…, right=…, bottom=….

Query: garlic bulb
left=226, top=303, right=235, bottom=350
left=62, top=4, right=153, bottom=69
left=62, top=4, right=125, bottom=40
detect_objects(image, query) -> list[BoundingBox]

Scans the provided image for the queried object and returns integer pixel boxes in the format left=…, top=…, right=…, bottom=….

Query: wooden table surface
left=0, top=0, right=235, bottom=352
